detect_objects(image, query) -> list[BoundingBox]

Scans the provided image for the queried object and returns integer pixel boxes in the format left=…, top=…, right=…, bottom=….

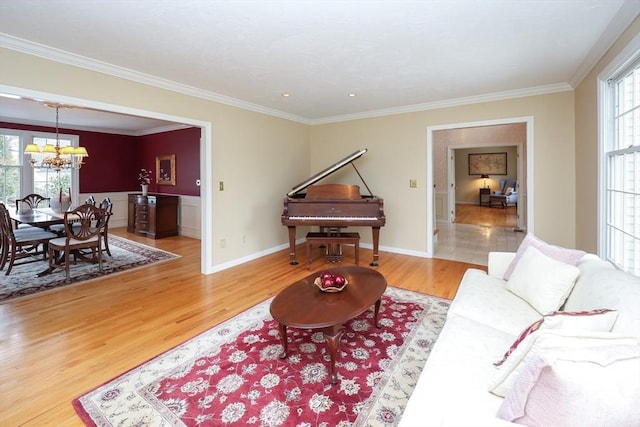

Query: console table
left=479, top=187, right=491, bottom=206
left=127, top=194, right=178, bottom=239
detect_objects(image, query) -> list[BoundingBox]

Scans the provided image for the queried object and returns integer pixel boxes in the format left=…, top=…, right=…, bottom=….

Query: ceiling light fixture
left=24, top=103, right=88, bottom=172
left=282, top=93, right=290, bottom=97
left=348, top=93, right=357, bottom=97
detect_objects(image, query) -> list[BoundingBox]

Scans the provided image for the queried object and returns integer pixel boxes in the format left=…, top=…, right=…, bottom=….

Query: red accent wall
left=1, top=122, right=200, bottom=196
left=139, top=127, right=201, bottom=196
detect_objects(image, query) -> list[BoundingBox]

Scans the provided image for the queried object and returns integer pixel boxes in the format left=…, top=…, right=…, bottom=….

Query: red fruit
left=334, top=275, right=346, bottom=286
left=320, top=271, right=333, bottom=280
left=322, top=277, right=335, bottom=288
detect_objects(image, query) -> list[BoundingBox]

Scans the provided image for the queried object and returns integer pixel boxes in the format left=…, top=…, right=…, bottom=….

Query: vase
left=50, top=196, right=71, bottom=213
left=141, top=184, right=149, bottom=196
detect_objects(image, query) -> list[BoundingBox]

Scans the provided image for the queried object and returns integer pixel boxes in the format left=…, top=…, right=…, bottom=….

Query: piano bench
left=305, top=232, right=360, bottom=270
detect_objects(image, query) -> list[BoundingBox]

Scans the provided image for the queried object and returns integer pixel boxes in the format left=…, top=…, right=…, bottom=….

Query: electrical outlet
left=409, top=179, right=417, bottom=188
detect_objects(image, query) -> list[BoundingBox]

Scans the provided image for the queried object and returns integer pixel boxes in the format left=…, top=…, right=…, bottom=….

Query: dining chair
left=0, top=202, right=58, bottom=275
left=14, top=193, right=51, bottom=229
left=49, top=195, right=97, bottom=236
left=15, top=193, right=50, bottom=212
left=99, top=197, right=113, bottom=256
left=47, top=204, right=108, bottom=283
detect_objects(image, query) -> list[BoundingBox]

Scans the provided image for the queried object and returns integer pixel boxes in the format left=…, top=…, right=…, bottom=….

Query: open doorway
left=426, top=117, right=533, bottom=264
left=0, top=84, right=214, bottom=274
left=450, top=146, right=519, bottom=229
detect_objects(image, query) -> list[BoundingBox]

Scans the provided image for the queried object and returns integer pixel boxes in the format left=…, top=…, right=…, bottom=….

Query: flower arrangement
left=138, top=168, right=152, bottom=185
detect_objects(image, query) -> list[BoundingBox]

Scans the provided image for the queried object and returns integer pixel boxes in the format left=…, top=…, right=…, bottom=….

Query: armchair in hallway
left=489, top=179, right=517, bottom=208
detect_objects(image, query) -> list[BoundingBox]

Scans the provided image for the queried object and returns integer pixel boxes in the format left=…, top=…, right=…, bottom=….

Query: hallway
left=434, top=204, right=524, bottom=265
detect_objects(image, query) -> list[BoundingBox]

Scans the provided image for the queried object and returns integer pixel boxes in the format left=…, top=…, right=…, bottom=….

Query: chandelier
left=24, top=103, right=89, bottom=172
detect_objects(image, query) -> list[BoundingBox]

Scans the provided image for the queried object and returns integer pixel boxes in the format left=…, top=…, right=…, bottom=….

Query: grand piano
left=281, top=148, right=386, bottom=266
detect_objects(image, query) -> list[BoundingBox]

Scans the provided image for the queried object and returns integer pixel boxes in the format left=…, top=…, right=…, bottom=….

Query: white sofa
left=399, top=238, right=640, bottom=426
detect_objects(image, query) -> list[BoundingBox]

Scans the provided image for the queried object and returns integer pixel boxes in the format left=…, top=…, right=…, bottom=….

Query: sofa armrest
left=488, top=252, right=516, bottom=278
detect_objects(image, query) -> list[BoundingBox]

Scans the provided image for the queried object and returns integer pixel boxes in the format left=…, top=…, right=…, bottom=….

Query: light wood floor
left=0, top=228, right=483, bottom=426
left=454, top=203, right=517, bottom=228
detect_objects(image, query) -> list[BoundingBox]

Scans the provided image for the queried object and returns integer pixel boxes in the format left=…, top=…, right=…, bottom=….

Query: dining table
left=9, top=207, right=65, bottom=229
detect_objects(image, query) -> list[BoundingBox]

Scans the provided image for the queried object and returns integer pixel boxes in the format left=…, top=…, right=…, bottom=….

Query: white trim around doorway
left=0, top=84, right=215, bottom=274
left=426, top=116, right=534, bottom=258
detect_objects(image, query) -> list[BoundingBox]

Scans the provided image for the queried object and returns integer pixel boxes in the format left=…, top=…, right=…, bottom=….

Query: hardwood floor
left=0, top=228, right=483, bottom=426
left=454, top=203, right=517, bottom=228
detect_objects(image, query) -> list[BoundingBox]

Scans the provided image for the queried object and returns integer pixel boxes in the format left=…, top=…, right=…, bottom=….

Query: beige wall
left=3, top=15, right=638, bottom=267
left=310, top=92, right=576, bottom=252
left=575, top=16, right=640, bottom=253
left=0, top=48, right=310, bottom=268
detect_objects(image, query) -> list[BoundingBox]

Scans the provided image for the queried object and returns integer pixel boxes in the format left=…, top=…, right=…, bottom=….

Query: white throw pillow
left=494, top=308, right=619, bottom=367
left=503, top=233, right=586, bottom=281
left=488, top=329, right=638, bottom=397
left=496, top=343, right=640, bottom=426
left=506, top=246, right=580, bottom=314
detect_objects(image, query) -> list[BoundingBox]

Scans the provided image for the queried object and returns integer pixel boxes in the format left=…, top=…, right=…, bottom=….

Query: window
left=0, top=128, right=79, bottom=205
left=31, top=136, right=73, bottom=199
left=602, top=51, right=640, bottom=277
left=0, top=132, right=22, bottom=204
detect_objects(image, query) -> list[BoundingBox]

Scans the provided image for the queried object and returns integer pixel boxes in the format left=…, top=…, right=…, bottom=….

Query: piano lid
left=287, top=148, right=368, bottom=197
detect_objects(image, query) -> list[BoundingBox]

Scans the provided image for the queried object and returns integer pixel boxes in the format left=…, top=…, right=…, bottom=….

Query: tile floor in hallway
left=434, top=221, right=525, bottom=266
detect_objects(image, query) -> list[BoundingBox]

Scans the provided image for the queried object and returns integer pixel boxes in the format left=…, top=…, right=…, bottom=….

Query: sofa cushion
left=503, top=233, right=586, bottom=281
left=399, top=315, right=516, bottom=426
left=488, top=329, right=639, bottom=397
left=496, top=343, right=640, bottom=426
left=506, top=246, right=580, bottom=314
left=494, top=309, right=619, bottom=367
left=448, top=268, right=542, bottom=336
left=566, top=256, right=640, bottom=337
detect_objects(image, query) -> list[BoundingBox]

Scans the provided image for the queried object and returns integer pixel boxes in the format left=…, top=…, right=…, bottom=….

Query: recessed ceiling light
left=348, top=93, right=357, bottom=97
left=282, top=93, right=290, bottom=97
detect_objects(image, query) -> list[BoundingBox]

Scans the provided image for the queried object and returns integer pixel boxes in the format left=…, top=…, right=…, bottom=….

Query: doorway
left=0, top=84, right=214, bottom=274
left=426, top=117, right=533, bottom=263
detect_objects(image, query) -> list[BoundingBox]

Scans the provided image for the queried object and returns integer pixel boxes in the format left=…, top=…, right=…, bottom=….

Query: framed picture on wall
left=468, top=152, right=507, bottom=175
left=156, top=154, right=176, bottom=185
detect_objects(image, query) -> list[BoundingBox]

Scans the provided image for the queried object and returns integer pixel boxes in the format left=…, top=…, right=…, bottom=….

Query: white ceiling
left=1, top=0, right=639, bottom=133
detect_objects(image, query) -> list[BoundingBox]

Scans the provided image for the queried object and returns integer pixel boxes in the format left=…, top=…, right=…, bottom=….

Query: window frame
left=597, top=32, right=640, bottom=276
left=0, top=127, right=81, bottom=205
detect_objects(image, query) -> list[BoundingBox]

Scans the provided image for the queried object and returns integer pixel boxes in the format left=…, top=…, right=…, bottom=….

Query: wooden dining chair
left=98, top=197, right=113, bottom=256
left=49, top=195, right=97, bottom=236
left=15, top=193, right=50, bottom=212
left=14, top=193, right=51, bottom=229
left=0, top=202, right=58, bottom=275
left=47, top=204, right=107, bottom=283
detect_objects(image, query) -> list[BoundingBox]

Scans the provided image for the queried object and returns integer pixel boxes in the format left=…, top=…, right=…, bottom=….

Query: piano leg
left=287, top=226, right=298, bottom=265
left=371, top=226, right=381, bottom=266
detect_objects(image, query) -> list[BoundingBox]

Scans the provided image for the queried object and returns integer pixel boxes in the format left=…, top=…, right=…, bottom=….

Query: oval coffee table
left=270, top=266, right=387, bottom=384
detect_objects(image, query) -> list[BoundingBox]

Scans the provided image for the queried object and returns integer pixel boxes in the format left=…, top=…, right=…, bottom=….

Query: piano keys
left=281, top=149, right=386, bottom=266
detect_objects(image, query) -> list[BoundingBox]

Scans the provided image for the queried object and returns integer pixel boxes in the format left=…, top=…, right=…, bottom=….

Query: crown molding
left=0, top=32, right=577, bottom=126
left=0, top=114, right=189, bottom=136
left=310, top=83, right=573, bottom=125
left=569, top=0, right=640, bottom=88
left=0, top=33, right=312, bottom=125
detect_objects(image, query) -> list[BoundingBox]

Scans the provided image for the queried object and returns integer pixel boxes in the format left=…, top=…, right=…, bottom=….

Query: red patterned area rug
left=73, top=287, right=449, bottom=426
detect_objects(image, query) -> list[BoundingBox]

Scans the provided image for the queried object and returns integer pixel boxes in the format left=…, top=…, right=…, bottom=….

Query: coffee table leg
left=324, top=325, right=343, bottom=385
left=374, top=298, right=382, bottom=328
left=278, top=323, right=288, bottom=359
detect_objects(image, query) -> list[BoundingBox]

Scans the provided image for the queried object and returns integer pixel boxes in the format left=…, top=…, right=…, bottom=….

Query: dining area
left=0, top=193, right=113, bottom=282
